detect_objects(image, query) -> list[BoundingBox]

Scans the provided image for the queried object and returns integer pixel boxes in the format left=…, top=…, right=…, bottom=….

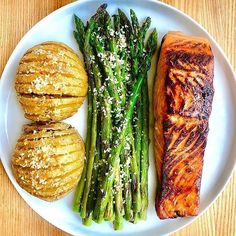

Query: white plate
left=0, top=0, right=236, bottom=235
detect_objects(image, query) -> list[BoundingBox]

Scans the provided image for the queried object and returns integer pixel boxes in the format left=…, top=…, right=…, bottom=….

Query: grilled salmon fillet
left=153, top=31, right=214, bottom=219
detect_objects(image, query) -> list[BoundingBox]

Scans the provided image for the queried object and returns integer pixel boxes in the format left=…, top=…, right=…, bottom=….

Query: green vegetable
left=73, top=4, right=157, bottom=229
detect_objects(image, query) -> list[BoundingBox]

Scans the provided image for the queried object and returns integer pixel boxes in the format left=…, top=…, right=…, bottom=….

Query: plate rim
left=0, top=0, right=236, bottom=235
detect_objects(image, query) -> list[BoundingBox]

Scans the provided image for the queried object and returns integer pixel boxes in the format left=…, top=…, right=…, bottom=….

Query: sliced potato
left=15, top=41, right=88, bottom=122
left=11, top=122, right=85, bottom=201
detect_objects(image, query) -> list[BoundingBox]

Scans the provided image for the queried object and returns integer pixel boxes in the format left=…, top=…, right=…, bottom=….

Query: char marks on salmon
left=153, top=31, right=214, bottom=219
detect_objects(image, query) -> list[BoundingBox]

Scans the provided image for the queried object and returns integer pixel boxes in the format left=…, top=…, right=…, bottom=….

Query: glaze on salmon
left=153, top=32, right=214, bottom=219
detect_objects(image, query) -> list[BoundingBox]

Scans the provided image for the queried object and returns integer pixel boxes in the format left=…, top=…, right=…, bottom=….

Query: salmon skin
left=153, top=31, right=214, bottom=219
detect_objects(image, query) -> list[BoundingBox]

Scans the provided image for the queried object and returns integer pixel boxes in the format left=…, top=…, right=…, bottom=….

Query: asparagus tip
left=130, top=9, right=135, bottom=14
left=100, top=3, right=108, bottom=10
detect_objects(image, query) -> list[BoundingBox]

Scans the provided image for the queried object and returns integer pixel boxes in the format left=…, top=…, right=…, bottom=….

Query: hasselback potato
left=15, top=41, right=88, bottom=122
left=11, top=122, right=85, bottom=201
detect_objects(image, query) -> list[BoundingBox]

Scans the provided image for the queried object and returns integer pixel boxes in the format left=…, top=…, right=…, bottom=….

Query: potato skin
left=15, top=41, right=88, bottom=122
left=11, top=122, right=85, bottom=201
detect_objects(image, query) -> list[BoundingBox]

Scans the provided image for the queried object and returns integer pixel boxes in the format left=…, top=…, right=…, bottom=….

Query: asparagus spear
left=79, top=20, right=99, bottom=218
left=93, top=34, right=157, bottom=219
left=72, top=17, right=89, bottom=213
left=121, top=148, right=133, bottom=221
left=128, top=124, right=141, bottom=223
left=103, top=14, right=126, bottom=228
left=99, top=12, right=126, bottom=108
left=119, top=9, right=147, bottom=222
left=106, top=11, right=145, bottom=227
left=82, top=63, right=105, bottom=224
left=113, top=162, right=123, bottom=230
left=90, top=9, right=128, bottom=226
left=129, top=12, right=143, bottom=216
left=140, top=29, right=158, bottom=219
left=73, top=5, right=158, bottom=229
left=74, top=6, right=108, bottom=219
left=99, top=88, right=113, bottom=222
left=82, top=130, right=100, bottom=226
left=139, top=76, right=149, bottom=220
left=113, top=14, right=135, bottom=222
left=130, top=10, right=156, bottom=220
left=73, top=73, right=92, bottom=213
left=79, top=5, right=110, bottom=218
left=91, top=6, right=117, bottom=223
left=93, top=73, right=144, bottom=222
left=76, top=5, right=120, bottom=224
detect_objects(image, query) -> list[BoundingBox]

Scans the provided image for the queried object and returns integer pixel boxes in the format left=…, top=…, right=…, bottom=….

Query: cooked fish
left=153, top=31, right=214, bottom=218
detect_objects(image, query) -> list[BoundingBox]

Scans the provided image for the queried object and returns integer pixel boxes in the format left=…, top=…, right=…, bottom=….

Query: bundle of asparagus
left=73, top=4, right=157, bottom=230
